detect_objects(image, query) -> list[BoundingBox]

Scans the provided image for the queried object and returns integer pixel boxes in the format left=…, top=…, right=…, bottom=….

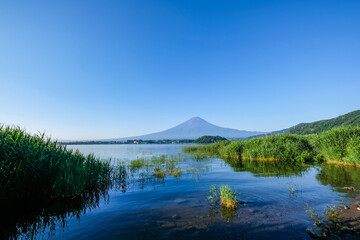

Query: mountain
left=288, top=110, right=360, bottom=135
left=244, top=123, right=305, bottom=139
left=110, top=117, right=266, bottom=141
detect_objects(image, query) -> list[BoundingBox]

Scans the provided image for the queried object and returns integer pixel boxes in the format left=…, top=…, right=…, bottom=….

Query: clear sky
left=1, top=0, right=360, bottom=140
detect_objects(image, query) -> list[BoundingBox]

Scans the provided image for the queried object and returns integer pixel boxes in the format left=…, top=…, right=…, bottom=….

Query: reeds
left=0, top=125, right=112, bottom=202
left=183, top=126, right=360, bottom=166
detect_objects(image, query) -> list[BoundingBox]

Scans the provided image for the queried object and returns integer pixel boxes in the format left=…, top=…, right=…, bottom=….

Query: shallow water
left=1, top=144, right=360, bottom=240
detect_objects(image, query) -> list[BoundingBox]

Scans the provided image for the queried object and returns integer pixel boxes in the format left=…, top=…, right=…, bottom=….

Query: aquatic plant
left=207, top=184, right=218, bottom=205
left=306, top=207, right=321, bottom=225
left=128, top=158, right=147, bottom=169
left=193, top=152, right=209, bottom=160
left=154, top=169, right=166, bottom=178
left=0, top=125, right=112, bottom=202
left=289, top=183, right=295, bottom=195
left=219, top=185, right=238, bottom=208
left=173, top=168, right=182, bottom=178
left=207, top=184, right=240, bottom=222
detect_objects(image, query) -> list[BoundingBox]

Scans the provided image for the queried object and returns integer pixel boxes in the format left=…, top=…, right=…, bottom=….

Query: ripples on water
left=1, top=144, right=359, bottom=240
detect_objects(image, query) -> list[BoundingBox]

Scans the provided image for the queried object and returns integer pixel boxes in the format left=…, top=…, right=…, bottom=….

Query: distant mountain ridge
left=288, top=110, right=360, bottom=135
left=244, top=123, right=305, bottom=139
left=109, top=117, right=266, bottom=141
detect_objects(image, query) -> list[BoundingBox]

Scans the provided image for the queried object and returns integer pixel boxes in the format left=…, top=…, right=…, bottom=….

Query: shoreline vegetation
left=183, top=126, right=360, bottom=167
left=2, top=124, right=359, bottom=204
left=0, top=125, right=112, bottom=202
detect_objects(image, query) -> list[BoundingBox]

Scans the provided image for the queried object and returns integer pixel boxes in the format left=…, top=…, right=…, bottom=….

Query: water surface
left=2, top=144, right=360, bottom=240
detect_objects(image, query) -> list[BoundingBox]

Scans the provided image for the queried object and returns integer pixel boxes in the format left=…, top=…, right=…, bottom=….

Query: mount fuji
left=110, top=117, right=266, bottom=141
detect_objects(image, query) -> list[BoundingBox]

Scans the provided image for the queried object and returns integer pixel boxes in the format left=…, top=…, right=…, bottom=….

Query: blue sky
left=1, top=0, right=360, bottom=140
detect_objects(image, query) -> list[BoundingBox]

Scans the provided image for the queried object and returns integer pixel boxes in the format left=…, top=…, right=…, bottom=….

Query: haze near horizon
left=1, top=0, right=360, bottom=140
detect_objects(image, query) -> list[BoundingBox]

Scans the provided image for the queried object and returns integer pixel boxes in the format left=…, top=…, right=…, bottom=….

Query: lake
left=2, top=144, right=359, bottom=240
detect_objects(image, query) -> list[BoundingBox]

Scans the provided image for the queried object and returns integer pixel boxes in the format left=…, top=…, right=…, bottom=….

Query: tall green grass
left=313, top=126, right=360, bottom=165
left=185, top=134, right=317, bottom=163
left=0, top=125, right=112, bottom=202
left=184, top=126, right=360, bottom=166
left=184, top=140, right=230, bottom=154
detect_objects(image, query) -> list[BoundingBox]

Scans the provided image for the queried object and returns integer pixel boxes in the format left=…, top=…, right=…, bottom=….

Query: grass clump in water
left=173, top=168, right=182, bottom=178
left=128, top=159, right=147, bottom=169
left=154, top=169, right=166, bottom=178
left=220, top=185, right=238, bottom=208
left=208, top=184, right=240, bottom=222
left=0, top=125, right=112, bottom=202
left=208, top=184, right=238, bottom=208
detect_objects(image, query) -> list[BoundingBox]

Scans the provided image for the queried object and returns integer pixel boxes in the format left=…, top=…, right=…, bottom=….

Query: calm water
left=2, top=144, right=360, bottom=240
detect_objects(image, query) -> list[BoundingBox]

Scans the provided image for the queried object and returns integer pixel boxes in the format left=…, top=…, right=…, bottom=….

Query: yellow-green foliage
left=219, top=185, right=238, bottom=208
left=0, top=126, right=112, bottom=202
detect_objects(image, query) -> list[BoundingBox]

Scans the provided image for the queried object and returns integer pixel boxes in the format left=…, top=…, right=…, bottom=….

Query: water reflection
left=316, top=164, right=360, bottom=194
left=0, top=155, right=210, bottom=239
left=0, top=192, right=107, bottom=240
left=224, top=158, right=310, bottom=177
